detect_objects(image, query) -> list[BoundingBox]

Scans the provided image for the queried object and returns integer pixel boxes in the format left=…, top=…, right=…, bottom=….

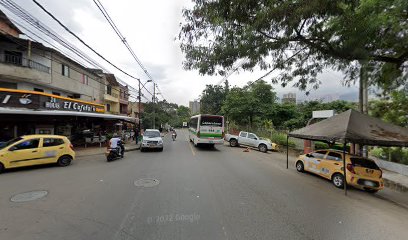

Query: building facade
left=282, top=93, right=297, bottom=104
left=189, top=100, right=200, bottom=115
left=0, top=11, right=134, bottom=143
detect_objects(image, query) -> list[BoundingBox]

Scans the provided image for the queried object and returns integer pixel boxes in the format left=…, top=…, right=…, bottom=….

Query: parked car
left=225, top=131, right=278, bottom=153
left=0, top=135, right=75, bottom=173
left=295, top=149, right=384, bottom=193
left=141, top=129, right=164, bottom=152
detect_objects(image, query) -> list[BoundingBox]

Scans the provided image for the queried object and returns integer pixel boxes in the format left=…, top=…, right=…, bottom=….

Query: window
left=11, top=139, right=39, bottom=150
left=350, top=158, right=380, bottom=170
left=200, top=116, right=223, bottom=126
left=239, top=132, right=248, bottom=137
left=106, top=104, right=111, bottom=112
left=144, top=130, right=160, bottom=138
left=62, top=64, right=70, bottom=77
left=67, top=95, right=74, bottom=99
left=107, top=85, right=112, bottom=95
left=82, top=74, right=89, bottom=85
left=43, top=138, right=64, bottom=147
left=326, top=152, right=342, bottom=161
left=52, top=92, right=61, bottom=96
left=4, top=51, right=22, bottom=65
left=0, top=137, right=22, bottom=150
left=189, top=117, right=198, bottom=130
left=309, top=151, right=327, bottom=159
left=248, top=133, right=257, bottom=139
left=34, top=88, right=44, bottom=92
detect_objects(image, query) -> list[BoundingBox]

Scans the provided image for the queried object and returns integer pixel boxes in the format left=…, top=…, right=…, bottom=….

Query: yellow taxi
left=0, top=135, right=75, bottom=173
left=295, top=149, right=384, bottom=193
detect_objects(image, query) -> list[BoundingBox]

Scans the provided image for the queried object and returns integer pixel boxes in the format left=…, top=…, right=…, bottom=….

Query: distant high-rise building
left=282, top=93, right=296, bottom=104
left=189, top=100, right=201, bottom=114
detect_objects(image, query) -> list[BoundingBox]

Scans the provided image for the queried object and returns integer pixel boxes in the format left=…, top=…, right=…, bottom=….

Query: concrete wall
left=370, top=156, right=408, bottom=177
left=50, top=54, right=103, bottom=103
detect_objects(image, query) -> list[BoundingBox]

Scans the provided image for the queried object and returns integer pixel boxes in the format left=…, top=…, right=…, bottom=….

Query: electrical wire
left=92, top=0, right=167, bottom=102
left=0, top=0, right=152, bottom=101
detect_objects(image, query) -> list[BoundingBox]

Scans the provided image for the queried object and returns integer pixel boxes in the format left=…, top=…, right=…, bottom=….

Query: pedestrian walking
left=135, top=127, right=140, bottom=144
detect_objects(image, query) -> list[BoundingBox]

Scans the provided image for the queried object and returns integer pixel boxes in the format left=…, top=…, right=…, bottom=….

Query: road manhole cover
left=134, top=178, right=160, bottom=187
left=10, top=190, right=48, bottom=203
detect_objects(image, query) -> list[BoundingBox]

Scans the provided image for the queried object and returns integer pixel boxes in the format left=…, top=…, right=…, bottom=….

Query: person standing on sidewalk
left=135, top=127, right=140, bottom=144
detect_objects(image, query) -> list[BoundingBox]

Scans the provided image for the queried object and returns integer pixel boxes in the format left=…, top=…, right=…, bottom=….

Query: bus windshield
left=200, top=116, right=223, bottom=127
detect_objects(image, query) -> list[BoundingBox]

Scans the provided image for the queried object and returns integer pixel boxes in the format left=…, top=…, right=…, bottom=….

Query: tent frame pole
left=343, top=140, right=347, bottom=196
left=286, top=136, right=289, bottom=169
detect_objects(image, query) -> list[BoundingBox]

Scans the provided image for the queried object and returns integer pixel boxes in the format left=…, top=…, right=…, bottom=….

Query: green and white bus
left=188, top=114, right=224, bottom=146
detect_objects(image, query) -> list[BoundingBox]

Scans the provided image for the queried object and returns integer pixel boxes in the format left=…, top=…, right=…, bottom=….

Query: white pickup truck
left=225, top=131, right=278, bottom=153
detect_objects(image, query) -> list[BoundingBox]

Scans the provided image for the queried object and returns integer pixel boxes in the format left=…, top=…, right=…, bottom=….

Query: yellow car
left=295, top=150, right=384, bottom=193
left=0, top=135, right=75, bottom=173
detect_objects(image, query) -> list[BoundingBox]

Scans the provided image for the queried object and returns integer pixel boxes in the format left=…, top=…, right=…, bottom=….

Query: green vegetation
left=179, top=0, right=407, bottom=94
left=142, top=101, right=190, bottom=129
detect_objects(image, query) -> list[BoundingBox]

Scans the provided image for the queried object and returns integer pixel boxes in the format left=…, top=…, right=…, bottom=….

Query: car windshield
left=350, top=157, right=380, bottom=170
left=144, top=131, right=160, bottom=138
left=0, top=137, right=23, bottom=150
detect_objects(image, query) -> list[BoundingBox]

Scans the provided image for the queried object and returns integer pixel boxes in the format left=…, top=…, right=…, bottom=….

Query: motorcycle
left=172, top=133, right=176, bottom=141
left=106, top=146, right=124, bottom=162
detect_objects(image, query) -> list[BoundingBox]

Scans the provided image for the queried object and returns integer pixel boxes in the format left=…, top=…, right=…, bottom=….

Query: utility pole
left=152, top=82, right=156, bottom=129
left=138, top=80, right=141, bottom=133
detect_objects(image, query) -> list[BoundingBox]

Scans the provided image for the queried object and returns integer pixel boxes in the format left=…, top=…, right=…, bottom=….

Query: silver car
left=140, top=129, right=164, bottom=152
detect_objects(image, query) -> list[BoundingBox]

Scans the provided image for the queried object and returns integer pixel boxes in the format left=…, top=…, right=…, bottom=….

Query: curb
left=383, top=178, right=408, bottom=193
left=76, top=145, right=141, bottom=158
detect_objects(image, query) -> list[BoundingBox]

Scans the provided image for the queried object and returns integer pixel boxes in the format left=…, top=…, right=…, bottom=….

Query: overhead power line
left=92, top=0, right=167, bottom=102
left=31, top=0, right=155, bottom=97
left=0, top=1, right=151, bottom=102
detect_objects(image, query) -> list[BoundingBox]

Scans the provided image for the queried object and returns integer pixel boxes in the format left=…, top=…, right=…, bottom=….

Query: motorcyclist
left=171, top=128, right=177, bottom=140
left=109, top=133, right=124, bottom=157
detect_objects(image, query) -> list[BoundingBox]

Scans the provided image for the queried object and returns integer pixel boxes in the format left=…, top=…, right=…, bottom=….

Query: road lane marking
left=189, top=143, right=196, bottom=156
left=183, top=129, right=196, bottom=156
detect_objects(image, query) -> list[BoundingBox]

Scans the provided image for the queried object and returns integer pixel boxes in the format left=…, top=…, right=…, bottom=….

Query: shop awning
left=0, top=107, right=137, bottom=123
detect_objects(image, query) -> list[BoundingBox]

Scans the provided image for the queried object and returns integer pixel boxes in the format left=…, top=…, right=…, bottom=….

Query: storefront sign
left=0, top=89, right=105, bottom=113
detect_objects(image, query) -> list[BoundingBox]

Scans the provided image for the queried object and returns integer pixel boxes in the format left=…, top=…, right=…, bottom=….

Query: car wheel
left=258, top=144, right=267, bottom=153
left=57, top=156, right=72, bottom=167
left=140, top=148, right=145, bottom=152
left=230, top=139, right=238, bottom=147
left=0, top=163, right=4, bottom=173
left=159, top=148, right=163, bottom=152
left=365, top=189, right=379, bottom=194
left=332, top=173, right=344, bottom=188
left=296, top=161, right=304, bottom=172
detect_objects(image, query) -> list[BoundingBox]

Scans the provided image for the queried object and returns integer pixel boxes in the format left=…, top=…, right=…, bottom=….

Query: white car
left=141, top=129, right=164, bottom=152
left=225, top=131, right=278, bottom=153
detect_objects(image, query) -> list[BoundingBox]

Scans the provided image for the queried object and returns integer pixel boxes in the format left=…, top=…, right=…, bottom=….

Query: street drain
left=134, top=178, right=160, bottom=187
left=10, top=190, right=48, bottom=203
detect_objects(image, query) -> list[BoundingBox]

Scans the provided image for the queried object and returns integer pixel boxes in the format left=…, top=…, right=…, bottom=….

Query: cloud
left=3, top=0, right=360, bottom=106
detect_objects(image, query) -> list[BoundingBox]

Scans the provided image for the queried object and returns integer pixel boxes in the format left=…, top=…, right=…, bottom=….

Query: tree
left=177, top=105, right=191, bottom=123
left=222, top=80, right=277, bottom=127
left=179, top=0, right=407, bottom=93
left=200, top=84, right=226, bottom=114
left=370, top=90, right=408, bottom=127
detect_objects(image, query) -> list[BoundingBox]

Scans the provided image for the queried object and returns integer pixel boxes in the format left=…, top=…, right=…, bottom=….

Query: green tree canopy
left=200, top=84, right=226, bottom=114
left=222, top=80, right=277, bottom=127
left=179, top=0, right=408, bottom=93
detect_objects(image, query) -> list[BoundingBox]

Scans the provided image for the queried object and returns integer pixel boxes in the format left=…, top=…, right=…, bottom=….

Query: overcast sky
left=3, top=0, right=359, bottom=106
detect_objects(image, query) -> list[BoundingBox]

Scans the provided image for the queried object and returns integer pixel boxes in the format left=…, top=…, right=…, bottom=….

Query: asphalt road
left=0, top=129, right=407, bottom=240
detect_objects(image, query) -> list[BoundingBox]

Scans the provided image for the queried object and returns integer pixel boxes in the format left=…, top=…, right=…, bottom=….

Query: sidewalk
left=75, top=141, right=140, bottom=158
